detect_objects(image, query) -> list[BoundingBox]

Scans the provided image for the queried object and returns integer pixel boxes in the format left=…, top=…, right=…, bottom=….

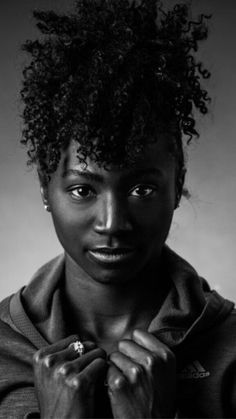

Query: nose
left=94, top=193, right=132, bottom=235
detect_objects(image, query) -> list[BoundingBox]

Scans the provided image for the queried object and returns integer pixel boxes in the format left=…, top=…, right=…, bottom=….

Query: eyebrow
left=62, top=169, right=103, bottom=182
left=62, top=168, right=162, bottom=182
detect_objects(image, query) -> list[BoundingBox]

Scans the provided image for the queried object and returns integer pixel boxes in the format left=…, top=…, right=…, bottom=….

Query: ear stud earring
left=44, top=203, right=51, bottom=212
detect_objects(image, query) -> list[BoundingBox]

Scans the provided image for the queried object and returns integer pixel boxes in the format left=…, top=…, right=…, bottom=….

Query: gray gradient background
left=0, top=1, right=236, bottom=300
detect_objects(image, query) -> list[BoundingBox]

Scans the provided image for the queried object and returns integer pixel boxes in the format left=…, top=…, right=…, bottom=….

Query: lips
left=87, top=247, right=136, bottom=265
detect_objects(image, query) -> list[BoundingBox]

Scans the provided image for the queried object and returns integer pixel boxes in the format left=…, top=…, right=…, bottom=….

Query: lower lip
left=88, top=249, right=135, bottom=265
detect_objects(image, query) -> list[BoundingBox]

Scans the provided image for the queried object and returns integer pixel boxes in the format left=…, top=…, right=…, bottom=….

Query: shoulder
left=0, top=255, right=64, bottom=417
left=177, top=305, right=236, bottom=418
left=0, top=301, right=39, bottom=418
left=0, top=294, right=36, bottom=373
left=0, top=291, right=42, bottom=417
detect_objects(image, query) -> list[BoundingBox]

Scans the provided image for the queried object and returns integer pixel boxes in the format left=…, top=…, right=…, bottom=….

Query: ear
left=38, top=170, right=51, bottom=212
left=175, top=168, right=186, bottom=209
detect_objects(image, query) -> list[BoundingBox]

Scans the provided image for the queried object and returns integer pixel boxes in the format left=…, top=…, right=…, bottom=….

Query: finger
left=110, top=351, right=146, bottom=385
left=33, top=336, right=96, bottom=366
left=117, top=339, right=150, bottom=365
left=107, top=365, right=140, bottom=419
left=40, top=340, right=97, bottom=368
left=107, top=364, right=128, bottom=395
left=65, top=357, right=107, bottom=389
left=132, top=329, right=175, bottom=366
left=57, top=347, right=107, bottom=376
left=132, top=329, right=168, bottom=353
left=117, top=339, right=167, bottom=372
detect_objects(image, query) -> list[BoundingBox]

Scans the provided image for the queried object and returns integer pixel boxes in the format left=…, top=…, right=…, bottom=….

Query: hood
left=148, top=247, right=234, bottom=347
left=5, top=247, right=234, bottom=350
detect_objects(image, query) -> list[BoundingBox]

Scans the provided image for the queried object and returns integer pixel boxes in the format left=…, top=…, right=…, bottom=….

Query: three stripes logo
left=178, top=360, right=210, bottom=379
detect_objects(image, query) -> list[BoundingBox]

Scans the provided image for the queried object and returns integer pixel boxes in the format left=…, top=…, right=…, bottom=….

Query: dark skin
left=34, top=135, right=179, bottom=418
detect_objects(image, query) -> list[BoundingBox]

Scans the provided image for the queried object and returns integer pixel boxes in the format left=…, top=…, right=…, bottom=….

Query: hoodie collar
left=149, top=247, right=234, bottom=346
left=9, top=247, right=234, bottom=349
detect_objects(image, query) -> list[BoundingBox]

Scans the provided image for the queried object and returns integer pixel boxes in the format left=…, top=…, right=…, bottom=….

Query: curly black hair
left=20, top=0, right=211, bottom=188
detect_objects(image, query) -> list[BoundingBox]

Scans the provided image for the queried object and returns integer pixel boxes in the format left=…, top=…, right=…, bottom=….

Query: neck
left=63, top=253, right=169, bottom=346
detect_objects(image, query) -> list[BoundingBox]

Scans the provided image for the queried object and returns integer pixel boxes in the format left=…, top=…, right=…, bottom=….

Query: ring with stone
left=69, top=340, right=85, bottom=357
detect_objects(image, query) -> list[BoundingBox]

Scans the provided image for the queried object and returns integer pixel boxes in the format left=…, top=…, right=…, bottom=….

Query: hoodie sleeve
left=0, top=388, right=39, bottom=419
left=0, top=319, right=40, bottom=418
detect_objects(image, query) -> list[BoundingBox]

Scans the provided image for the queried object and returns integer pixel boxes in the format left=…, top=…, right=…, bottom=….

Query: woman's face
left=44, top=137, right=177, bottom=284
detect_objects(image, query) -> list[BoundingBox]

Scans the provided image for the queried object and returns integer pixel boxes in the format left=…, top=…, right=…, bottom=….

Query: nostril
left=94, top=211, right=132, bottom=234
left=94, top=219, right=132, bottom=234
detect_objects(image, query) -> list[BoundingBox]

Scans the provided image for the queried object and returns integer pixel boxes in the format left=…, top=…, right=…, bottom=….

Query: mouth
left=87, top=247, right=136, bottom=265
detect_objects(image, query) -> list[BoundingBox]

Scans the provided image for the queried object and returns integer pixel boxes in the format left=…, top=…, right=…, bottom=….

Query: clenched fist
left=33, top=335, right=107, bottom=418
left=107, top=329, right=176, bottom=419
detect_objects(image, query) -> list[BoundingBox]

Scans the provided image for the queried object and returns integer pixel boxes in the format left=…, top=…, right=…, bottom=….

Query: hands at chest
left=33, top=329, right=176, bottom=418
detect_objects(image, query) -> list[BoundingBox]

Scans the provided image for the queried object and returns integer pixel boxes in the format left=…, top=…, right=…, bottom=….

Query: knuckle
left=66, top=375, right=87, bottom=391
left=128, top=365, right=143, bottom=383
left=33, top=348, right=47, bottom=362
left=65, top=374, right=81, bottom=390
left=54, top=362, right=71, bottom=377
left=160, top=348, right=175, bottom=364
left=33, top=350, right=42, bottom=365
left=145, top=353, right=157, bottom=370
left=161, top=349, right=169, bottom=362
left=111, top=375, right=126, bottom=392
left=42, top=354, right=55, bottom=368
left=33, top=350, right=53, bottom=367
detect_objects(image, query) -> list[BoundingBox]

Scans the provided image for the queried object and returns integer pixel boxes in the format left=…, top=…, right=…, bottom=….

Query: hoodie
left=0, top=247, right=235, bottom=418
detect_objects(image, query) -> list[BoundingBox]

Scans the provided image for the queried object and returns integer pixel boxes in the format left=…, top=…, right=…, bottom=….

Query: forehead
left=60, top=136, right=175, bottom=176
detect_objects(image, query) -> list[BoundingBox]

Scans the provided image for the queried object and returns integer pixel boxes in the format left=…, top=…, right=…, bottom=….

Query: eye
left=69, top=185, right=96, bottom=200
left=129, top=184, right=156, bottom=198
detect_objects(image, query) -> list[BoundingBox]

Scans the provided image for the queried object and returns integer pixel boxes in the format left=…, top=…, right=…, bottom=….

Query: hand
left=33, top=335, right=107, bottom=418
left=107, top=329, right=176, bottom=419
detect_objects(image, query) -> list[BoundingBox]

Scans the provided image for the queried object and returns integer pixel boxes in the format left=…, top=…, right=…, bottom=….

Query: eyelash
left=129, top=184, right=157, bottom=198
left=69, top=185, right=96, bottom=200
left=68, top=184, right=157, bottom=200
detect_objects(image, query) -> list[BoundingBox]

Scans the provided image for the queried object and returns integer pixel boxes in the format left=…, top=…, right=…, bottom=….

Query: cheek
left=141, top=202, right=175, bottom=256
left=49, top=198, right=92, bottom=249
left=131, top=193, right=175, bottom=236
left=147, top=209, right=173, bottom=245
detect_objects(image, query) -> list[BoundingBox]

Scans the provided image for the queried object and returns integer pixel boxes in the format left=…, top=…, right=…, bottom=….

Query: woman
left=0, top=0, right=235, bottom=418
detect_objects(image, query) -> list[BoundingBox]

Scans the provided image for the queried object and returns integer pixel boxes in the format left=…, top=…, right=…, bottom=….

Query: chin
left=89, top=269, right=138, bottom=285
left=84, top=254, right=153, bottom=286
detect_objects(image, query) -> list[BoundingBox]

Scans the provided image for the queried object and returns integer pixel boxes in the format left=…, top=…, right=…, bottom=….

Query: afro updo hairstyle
left=20, top=0, right=211, bottom=194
